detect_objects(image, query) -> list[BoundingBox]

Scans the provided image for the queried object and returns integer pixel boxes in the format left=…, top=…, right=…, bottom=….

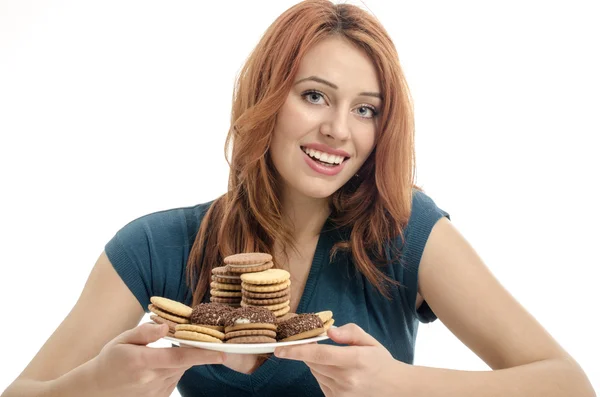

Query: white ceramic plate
left=163, top=327, right=333, bottom=354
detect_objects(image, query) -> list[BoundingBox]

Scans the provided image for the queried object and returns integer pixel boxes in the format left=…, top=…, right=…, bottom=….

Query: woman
left=2, top=1, right=595, bottom=396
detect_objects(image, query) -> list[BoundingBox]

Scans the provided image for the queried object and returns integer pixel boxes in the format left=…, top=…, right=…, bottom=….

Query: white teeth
left=302, top=147, right=346, bottom=165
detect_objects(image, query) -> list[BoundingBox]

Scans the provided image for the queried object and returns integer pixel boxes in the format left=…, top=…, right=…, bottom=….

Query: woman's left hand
left=274, top=323, right=405, bottom=396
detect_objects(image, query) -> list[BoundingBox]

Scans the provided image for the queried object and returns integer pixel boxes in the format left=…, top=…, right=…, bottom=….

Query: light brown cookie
left=227, top=262, right=274, bottom=274
left=173, top=330, right=223, bottom=343
left=272, top=305, right=291, bottom=317
left=224, top=329, right=277, bottom=340
left=174, top=324, right=225, bottom=340
left=241, top=294, right=290, bottom=305
left=212, top=276, right=242, bottom=284
left=315, top=311, right=333, bottom=323
left=226, top=336, right=276, bottom=344
left=323, top=318, right=335, bottom=331
left=210, top=296, right=242, bottom=304
left=148, top=304, right=190, bottom=324
left=280, top=327, right=325, bottom=342
left=240, top=269, right=290, bottom=285
left=224, top=252, right=272, bottom=265
left=150, top=297, right=193, bottom=318
left=241, top=300, right=290, bottom=311
left=211, top=266, right=240, bottom=276
left=224, top=323, right=278, bottom=333
left=210, top=282, right=242, bottom=291
left=242, top=279, right=291, bottom=292
left=242, top=287, right=291, bottom=299
left=210, top=289, right=243, bottom=298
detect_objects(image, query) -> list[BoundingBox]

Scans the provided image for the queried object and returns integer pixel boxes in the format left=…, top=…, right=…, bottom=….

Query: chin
left=295, top=179, right=347, bottom=200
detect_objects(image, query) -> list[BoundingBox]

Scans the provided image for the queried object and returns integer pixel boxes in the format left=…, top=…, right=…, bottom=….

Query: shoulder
left=112, top=201, right=213, bottom=245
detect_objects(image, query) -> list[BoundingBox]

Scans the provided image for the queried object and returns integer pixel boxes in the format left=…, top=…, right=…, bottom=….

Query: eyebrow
left=294, top=76, right=383, bottom=100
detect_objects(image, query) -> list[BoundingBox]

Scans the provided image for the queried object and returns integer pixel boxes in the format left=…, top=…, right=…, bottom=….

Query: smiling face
left=270, top=35, right=381, bottom=201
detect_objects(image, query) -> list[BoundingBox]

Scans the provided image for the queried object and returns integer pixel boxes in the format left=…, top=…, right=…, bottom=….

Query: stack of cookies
left=148, top=297, right=192, bottom=336
left=240, top=268, right=291, bottom=319
left=223, top=306, right=278, bottom=344
left=210, top=252, right=275, bottom=307
left=210, top=266, right=243, bottom=307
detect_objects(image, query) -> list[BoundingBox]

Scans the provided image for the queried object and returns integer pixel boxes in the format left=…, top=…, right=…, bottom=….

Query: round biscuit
left=212, top=276, right=242, bottom=284
left=272, top=305, right=291, bottom=317
left=223, top=252, right=272, bottom=265
left=174, top=330, right=223, bottom=343
left=242, top=279, right=291, bottom=292
left=323, top=318, right=335, bottom=331
left=226, top=336, right=276, bottom=344
left=150, top=297, right=192, bottom=317
left=240, top=269, right=290, bottom=285
left=210, top=282, right=242, bottom=291
left=242, top=287, right=290, bottom=299
left=315, top=310, right=333, bottom=323
left=148, top=304, right=190, bottom=324
left=224, top=323, right=277, bottom=333
left=174, top=324, right=225, bottom=340
left=227, top=261, right=274, bottom=274
left=241, top=300, right=290, bottom=311
left=241, top=294, right=290, bottom=305
left=210, top=296, right=242, bottom=304
left=211, top=266, right=238, bottom=276
left=279, top=327, right=325, bottom=342
left=210, top=289, right=242, bottom=298
left=224, top=329, right=277, bottom=339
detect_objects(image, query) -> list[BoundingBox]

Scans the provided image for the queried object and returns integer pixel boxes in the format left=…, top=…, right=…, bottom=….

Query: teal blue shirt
left=105, top=190, right=449, bottom=397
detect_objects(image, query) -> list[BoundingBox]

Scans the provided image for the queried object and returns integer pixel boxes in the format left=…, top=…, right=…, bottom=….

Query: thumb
left=328, top=323, right=380, bottom=347
left=115, top=322, right=169, bottom=346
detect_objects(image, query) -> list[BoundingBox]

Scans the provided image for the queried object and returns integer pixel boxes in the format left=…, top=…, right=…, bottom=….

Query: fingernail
left=275, top=348, right=286, bottom=358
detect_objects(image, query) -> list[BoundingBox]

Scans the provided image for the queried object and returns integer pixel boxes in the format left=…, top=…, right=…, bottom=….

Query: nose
left=319, top=109, right=350, bottom=141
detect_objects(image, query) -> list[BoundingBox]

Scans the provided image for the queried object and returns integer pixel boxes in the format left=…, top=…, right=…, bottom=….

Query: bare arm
left=2, top=251, right=144, bottom=396
left=409, top=217, right=596, bottom=396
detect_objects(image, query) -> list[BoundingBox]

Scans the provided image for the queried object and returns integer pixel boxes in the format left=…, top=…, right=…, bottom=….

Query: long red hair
left=187, top=0, right=418, bottom=304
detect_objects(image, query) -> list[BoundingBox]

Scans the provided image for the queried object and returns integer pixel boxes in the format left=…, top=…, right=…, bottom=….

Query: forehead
left=295, top=36, right=380, bottom=92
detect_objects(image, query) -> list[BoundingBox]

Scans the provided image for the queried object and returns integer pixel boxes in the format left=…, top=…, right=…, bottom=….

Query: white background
left=1, top=0, right=598, bottom=395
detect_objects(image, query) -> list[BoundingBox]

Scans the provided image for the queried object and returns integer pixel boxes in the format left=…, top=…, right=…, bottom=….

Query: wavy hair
left=187, top=0, right=418, bottom=304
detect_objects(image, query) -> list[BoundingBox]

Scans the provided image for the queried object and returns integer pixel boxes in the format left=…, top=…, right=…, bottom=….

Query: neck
left=280, top=187, right=330, bottom=243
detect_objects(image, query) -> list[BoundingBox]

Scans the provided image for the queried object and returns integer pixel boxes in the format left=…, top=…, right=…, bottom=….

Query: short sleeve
left=104, top=207, right=197, bottom=311
left=398, top=190, right=450, bottom=323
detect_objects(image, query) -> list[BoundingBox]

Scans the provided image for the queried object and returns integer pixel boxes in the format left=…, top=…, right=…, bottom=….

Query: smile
left=300, top=146, right=349, bottom=176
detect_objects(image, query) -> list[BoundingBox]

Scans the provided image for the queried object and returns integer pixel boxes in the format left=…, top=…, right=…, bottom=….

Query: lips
left=300, top=146, right=348, bottom=176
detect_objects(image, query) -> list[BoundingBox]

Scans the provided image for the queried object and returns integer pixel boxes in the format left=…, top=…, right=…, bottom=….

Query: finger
left=145, top=346, right=224, bottom=368
left=306, top=362, right=344, bottom=379
left=115, top=322, right=169, bottom=346
left=275, top=344, right=356, bottom=366
left=309, top=367, right=336, bottom=396
left=328, top=323, right=380, bottom=347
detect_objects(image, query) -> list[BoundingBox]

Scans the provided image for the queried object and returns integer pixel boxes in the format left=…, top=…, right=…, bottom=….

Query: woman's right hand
left=89, top=322, right=223, bottom=397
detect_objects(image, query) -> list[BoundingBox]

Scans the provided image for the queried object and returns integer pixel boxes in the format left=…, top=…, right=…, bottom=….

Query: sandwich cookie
left=224, top=252, right=274, bottom=274
left=224, top=307, right=277, bottom=343
left=276, top=313, right=325, bottom=342
left=148, top=296, right=192, bottom=324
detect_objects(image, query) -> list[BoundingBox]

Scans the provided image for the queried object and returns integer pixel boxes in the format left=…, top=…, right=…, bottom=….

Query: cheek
left=354, top=127, right=377, bottom=158
left=276, top=97, right=321, bottom=139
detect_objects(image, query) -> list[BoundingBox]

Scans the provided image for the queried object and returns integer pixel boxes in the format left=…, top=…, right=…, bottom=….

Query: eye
left=302, top=90, right=326, bottom=105
left=354, top=105, right=379, bottom=119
